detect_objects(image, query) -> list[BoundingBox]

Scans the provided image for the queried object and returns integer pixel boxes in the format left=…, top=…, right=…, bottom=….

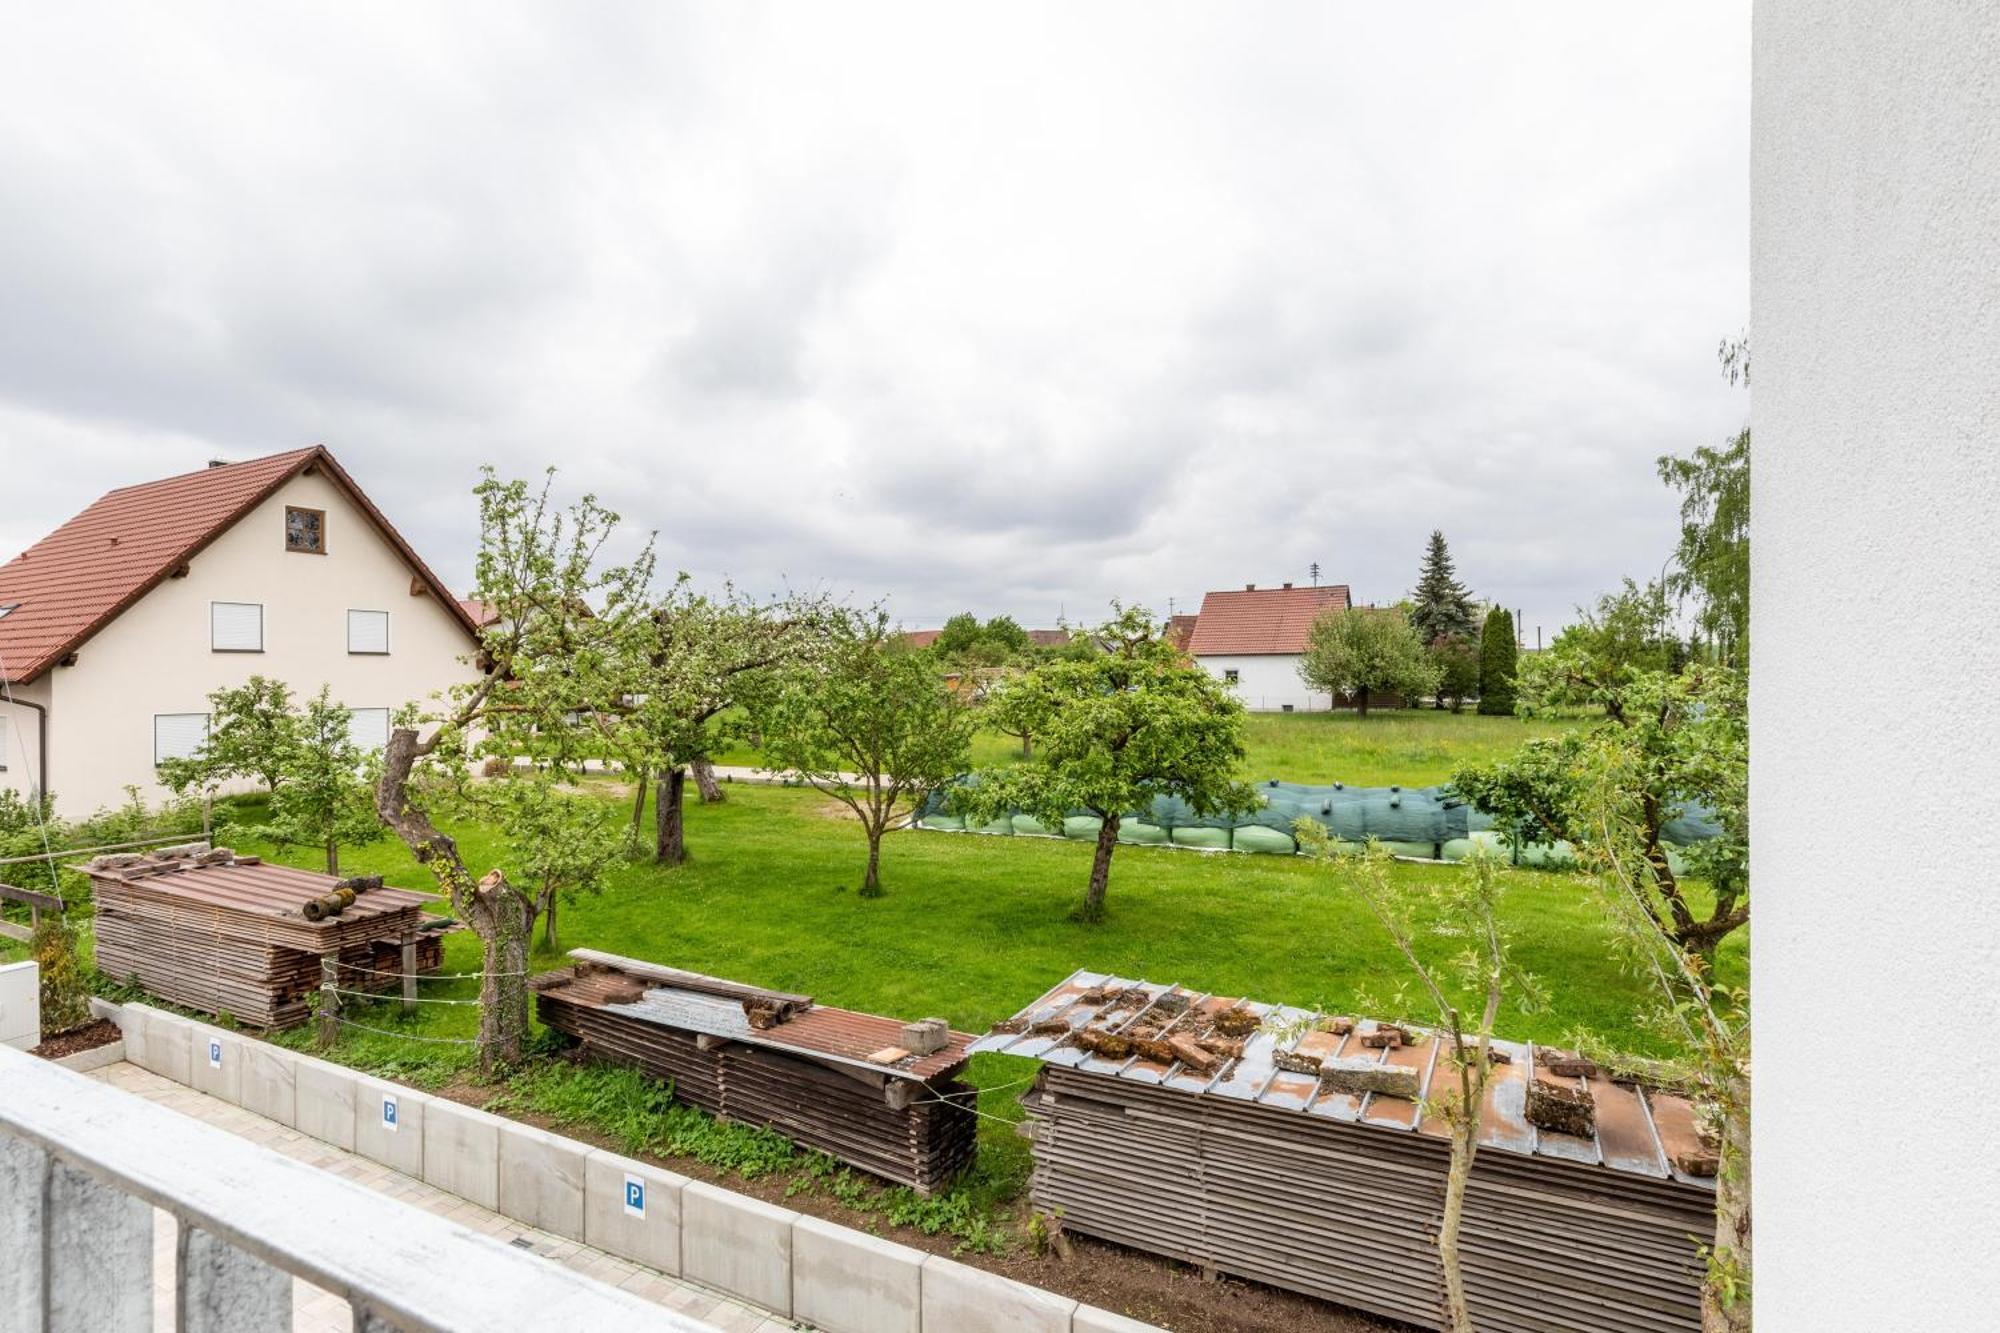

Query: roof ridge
left=97, top=445, right=324, bottom=497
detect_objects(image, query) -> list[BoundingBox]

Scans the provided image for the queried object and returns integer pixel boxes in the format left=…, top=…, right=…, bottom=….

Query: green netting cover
left=1232, top=824, right=1297, bottom=855
left=923, top=776, right=1717, bottom=861
left=1062, top=816, right=1104, bottom=841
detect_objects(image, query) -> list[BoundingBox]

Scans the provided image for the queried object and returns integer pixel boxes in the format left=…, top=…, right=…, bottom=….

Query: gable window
left=1223, top=668, right=1240, bottom=684
left=347, top=609, right=391, bottom=655
left=211, top=601, right=264, bottom=652
left=347, top=708, right=391, bottom=752
left=285, top=506, right=325, bottom=553
left=155, top=713, right=210, bottom=766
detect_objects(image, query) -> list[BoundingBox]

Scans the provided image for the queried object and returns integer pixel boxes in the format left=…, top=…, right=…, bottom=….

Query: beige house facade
left=0, top=448, right=482, bottom=817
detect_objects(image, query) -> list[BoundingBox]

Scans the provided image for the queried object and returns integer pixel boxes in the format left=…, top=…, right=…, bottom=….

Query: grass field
left=712, top=706, right=1583, bottom=786
left=16, top=707, right=1725, bottom=1263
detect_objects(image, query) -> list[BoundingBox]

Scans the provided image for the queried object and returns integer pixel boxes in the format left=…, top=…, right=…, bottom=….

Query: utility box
left=0, top=960, right=39, bottom=1051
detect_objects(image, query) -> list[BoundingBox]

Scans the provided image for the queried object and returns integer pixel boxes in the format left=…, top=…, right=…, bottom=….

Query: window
left=347, top=609, right=390, bottom=655
left=155, top=713, right=210, bottom=765
left=1223, top=668, right=1240, bottom=684
left=0, top=719, right=8, bottom=771
left=211, top=601, right=264, bottom=652
left=347, top=708, right=391, bottom=752
left=285, top=506, right=325, bottom=553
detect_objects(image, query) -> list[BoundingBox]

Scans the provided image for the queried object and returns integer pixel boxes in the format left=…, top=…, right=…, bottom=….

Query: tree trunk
left=628, top=766, right=650, bottom=849
left=1356, top=686, right=1372, bottom=719
left=467, top=871, right=533, bottom=1070
left=325, top=841, right=338, bottom=875
left=1079, top=815, right=1119, bottom=923
left=861, top=827, right=884, bottom=898
left=1703, top=1073, right=1753, bottom=1332
left=1017, top=732, right=1032, bottom=759
left=655, top=765, right=688, bottom=866
left=375, top=725, right=532, bottom=1071
left=693, top=754, right=725, bottom=803
left=1438, top=1117, right=1477, bottom=1332
left=539, top=885, right=558, bottom=950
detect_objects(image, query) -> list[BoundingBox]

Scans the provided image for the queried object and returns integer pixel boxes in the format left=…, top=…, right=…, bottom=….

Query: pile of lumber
left=533, top=949, right=978, bottom=1193
left=975, top=972, right=1716, bottom=1333
left=89, top=850, right=446, bottom=1029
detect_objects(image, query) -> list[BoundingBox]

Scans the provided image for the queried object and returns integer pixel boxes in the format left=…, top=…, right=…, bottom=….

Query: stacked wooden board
left=88, top=850, right=447, bottom=1029
left=532, top=949, right=978, bottom=1193
left=973, top=971, right=1717, bottom=1333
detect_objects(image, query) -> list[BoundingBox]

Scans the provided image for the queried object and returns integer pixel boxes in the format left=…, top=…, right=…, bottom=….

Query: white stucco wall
left=39, top=469, right=480, bottom=816
left=1194, top=653, right=1331, bottom=712
left=1754, top=3, right=2000, bottom=1327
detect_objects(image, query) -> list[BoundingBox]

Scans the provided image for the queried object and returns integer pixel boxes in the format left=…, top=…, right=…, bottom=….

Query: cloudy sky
left=0, top=3, right=1748, bottom=642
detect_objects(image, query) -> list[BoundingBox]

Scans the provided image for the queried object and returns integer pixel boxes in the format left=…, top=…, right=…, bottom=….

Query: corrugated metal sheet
left=977, top=972, right=1715, bottom=1333
left=533, top=950, right=978, bottom=1193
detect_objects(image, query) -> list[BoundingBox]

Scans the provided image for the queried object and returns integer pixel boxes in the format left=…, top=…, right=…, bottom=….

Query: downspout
left=8, top=690, right=49, bottom=800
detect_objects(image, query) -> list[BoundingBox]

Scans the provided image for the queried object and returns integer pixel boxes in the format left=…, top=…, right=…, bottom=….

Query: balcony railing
left=0, top=1043, right=718, bottom=1332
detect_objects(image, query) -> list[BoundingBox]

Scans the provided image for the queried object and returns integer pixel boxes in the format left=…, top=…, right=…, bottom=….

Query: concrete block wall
left=99, top=1003, right=1159, bottom=1332
left=0, top=961, right=37, bottom=1051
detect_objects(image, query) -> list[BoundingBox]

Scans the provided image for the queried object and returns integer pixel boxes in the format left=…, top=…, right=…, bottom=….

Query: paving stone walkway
left=86, top=1062, right=796, bottom=1333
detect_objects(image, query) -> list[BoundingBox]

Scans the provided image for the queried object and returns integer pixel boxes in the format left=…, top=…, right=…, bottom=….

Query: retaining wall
left=99, top=1001, right=1155, bottom=1333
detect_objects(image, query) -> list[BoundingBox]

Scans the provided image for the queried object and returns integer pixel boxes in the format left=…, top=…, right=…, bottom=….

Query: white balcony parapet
left=0, top=1044, right=718, bottom=1332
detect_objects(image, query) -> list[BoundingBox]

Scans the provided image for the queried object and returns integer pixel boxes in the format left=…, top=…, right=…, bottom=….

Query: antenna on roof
left=1309, top=562, right=1321, bottom=586
left=206, top=458, right=229, bottom=469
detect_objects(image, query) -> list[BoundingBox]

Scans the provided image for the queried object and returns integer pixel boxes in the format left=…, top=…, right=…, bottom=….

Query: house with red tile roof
left=1186, top=582, right=1351, bottom=711
left=0, top=447, right=483, bottom=816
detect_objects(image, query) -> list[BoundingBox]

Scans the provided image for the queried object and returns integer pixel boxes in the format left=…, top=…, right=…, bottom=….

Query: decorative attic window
left=285, top=506, right=325, bottom=553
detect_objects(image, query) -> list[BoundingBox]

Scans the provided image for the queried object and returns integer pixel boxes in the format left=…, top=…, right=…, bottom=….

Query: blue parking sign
left=207, top=1039, right=222, bottom=1069
left=382, top=1095, right=399, bottom=1131
left=623, top=1174, right=646, bottom=1219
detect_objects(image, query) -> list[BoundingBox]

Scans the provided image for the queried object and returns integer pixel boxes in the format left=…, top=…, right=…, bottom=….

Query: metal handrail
left=0, top=1045, right=714, bottom=1332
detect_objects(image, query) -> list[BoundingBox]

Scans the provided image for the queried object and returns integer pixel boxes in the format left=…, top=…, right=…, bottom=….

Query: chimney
left=1245, top=583, right=1256, bottom=591
left=1282, top=581, right=1293, bottom=589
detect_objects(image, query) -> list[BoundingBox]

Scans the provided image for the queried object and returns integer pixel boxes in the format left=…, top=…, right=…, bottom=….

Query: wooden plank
left=0, top=881, right=65, bottom=912
left=0, top=920, right=31, bottom=943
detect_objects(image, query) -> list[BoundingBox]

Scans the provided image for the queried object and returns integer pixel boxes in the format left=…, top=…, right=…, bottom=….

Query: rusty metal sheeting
left=533, top=950, right=978, bottom=1193
left=979, top=972, right=1714, bottom=1333
left=88, top=855, right=445, bottom=1029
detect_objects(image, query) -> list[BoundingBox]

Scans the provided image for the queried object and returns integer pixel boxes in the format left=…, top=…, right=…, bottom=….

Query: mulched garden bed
left=30, top=1018, right=123, bottom=1061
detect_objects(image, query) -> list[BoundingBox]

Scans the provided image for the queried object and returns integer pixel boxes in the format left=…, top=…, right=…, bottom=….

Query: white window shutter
left=0, top=719, right=8, bottom=770
left=347, top=609, right=391, bottom=654
left=347, top=708, right=391, bottom=752
left=155, top=713, right=210, bottom=764
left=211, top=602, right=263, bottom=652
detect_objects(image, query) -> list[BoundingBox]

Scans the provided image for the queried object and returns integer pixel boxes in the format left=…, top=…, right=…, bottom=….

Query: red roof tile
left=0, top=447, right=479, bottom=684
left=1186, top=584, right=1351, bottom=656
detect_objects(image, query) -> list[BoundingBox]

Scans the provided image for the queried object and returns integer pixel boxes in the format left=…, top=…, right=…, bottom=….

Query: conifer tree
left=1410, top=530, right=1477, bottom=644
left=1477, top=607, right=1518, bottom=715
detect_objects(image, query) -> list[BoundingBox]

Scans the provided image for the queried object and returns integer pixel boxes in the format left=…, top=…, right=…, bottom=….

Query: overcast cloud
left=0, top=2, right=1749, bottom=641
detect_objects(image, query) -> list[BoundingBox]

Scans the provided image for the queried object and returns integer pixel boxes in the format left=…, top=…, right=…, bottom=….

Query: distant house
left=900, top=627, right=1075, bottom=651
left=1187, top=582, right=1351, bottom=712
left=0, top=447, right=483, bottom=816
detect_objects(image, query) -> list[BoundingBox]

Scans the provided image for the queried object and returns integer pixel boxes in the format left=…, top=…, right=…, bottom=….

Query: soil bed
left=31, top=1018, right=122, bottom=1061
left=425, top=1075, right=1404, bottom=1332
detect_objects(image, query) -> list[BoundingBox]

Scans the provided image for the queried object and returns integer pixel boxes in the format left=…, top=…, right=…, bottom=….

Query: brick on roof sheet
left=1186, top=584, right=1351, bottom=656
left=0, top=446, right=475, bottom=683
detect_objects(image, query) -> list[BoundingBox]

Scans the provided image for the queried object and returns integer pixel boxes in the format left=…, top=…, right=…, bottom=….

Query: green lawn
left=712, top=706, right=1583, bottom=786
left=217, top=779, right=1738, bottom=1075
left=54, top=777, right=1738, bottom=1257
